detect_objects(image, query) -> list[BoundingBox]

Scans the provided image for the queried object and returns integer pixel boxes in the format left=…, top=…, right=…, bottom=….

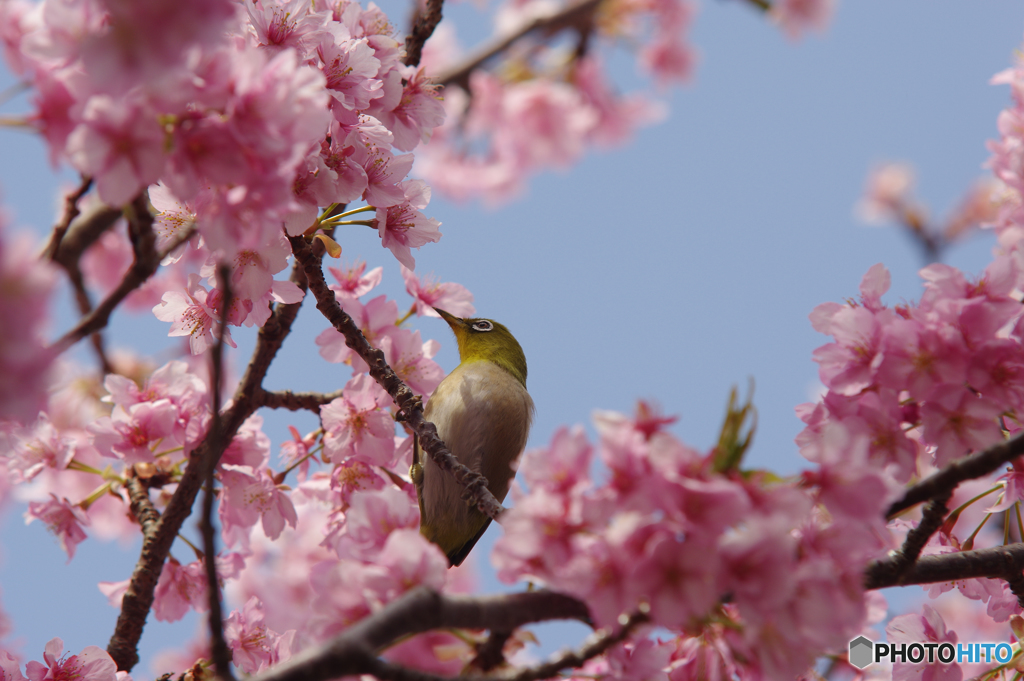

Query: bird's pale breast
left=419, top=360, right=534, bottom=558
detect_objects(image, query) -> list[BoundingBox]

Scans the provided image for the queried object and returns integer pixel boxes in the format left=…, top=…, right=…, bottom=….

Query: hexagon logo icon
left=849, top=636, right=873, bottom=670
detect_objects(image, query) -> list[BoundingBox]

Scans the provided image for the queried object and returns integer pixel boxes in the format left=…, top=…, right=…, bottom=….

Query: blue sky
left=1, top=1, right=1023, bottom=675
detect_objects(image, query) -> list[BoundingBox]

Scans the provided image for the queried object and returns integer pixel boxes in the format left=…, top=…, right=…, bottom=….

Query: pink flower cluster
left=799, top=260, right=1024, bottom=477
left=417, top=31, right=680, bottom=201
left=1, top=0, right=447, bottom=355
left=493, top=403, right=891, bottom=679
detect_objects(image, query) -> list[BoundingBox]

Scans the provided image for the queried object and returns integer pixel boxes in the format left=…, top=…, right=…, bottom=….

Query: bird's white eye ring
left=472, top=320, right=494, bottom=332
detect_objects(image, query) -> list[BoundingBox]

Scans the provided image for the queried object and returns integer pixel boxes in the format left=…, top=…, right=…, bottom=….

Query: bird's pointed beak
left=433, top=307, right=462, bottom=328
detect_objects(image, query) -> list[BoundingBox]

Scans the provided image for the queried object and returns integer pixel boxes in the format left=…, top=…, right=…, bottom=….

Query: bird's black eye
left=471, top=320, right=494, bottom=332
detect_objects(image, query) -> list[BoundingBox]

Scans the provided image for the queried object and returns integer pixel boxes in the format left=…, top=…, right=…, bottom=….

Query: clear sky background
left=1, top=1, right=1023, bottom=676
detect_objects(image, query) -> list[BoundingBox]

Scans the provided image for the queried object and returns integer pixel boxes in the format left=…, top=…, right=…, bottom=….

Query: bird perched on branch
left=411, top=308, right=534, bottom=566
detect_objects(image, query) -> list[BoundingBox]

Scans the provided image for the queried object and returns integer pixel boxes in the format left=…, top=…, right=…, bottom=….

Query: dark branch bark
left=261, top=389, right=344, bottom=413
left=288, top=235, right=504, bottom=521
left=125, top=475, right=161, bottom=537
left=252, top=588, right=594, bottom=681
left=106, top=245, right=309, bottom=672
left=51, top=199, right=196, bottom=357
left=43, top=175, right=93, bottom=260
left=866, top=542, right=1024, bottom=590
left=884, top=494, right=951, bottom=583
left=886, top=431, right=1024, bottom=518
left=432, top=0, right=603, bottom=89
left=203, top=264, right=235, bottom=681
left=403, top=0, right=444, bottom=67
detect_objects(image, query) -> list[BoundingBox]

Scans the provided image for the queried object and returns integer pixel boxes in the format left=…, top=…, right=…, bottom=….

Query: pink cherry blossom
left=379, top=329, right=444, bottom=397
left=886, top=605, right=962, bottom=681
left=920, top=385, right=1004, bottom=467
left=771, top=0, right=835, bottom=41
left=25, top=495, right=89, bottom=560
left=400, top=265, right=474, bottom=318
left=153, top=558, right=208, bottom=622
left=327, top=486, right=418, bottom=560
left=24, top=639, right=116, bottom=681
left=153, top=273, right=239, bottom=355
left=320, top=373, right=396, bottom=466
left=65, top=95, right=166, bottom=207
left=224, top=596, right=295, bottom=674
left=374, top=180, right=442, bottom=269
left=329, top=260, right=383, bottom=299
left=219, top=465, right=298, bottom=543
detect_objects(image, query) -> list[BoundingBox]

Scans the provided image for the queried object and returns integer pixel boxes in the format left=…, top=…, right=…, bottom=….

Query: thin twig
left=288, top=235, right=504, bottom=521
left=203, top=263, right=235, bottom=681
left=50, top=203, right=124, bottom=373
left=403, top=0, right=445, bottom=67
left=252, top=588, right=593, bottom=681
left=887, top=432, right=1024, bottom=518
left=51, top=219, right=196, bottom=356
left=432, top=0, right=604, bottom=89
left=260, top=389, right=344, bottom=413
left=106, top=245, right=309, bottom=672
left=44, top=175, right=93, bottom=260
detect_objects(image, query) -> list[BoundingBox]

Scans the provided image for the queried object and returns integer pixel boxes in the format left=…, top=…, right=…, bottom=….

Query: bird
left=410, top=308, right=534, bottom=567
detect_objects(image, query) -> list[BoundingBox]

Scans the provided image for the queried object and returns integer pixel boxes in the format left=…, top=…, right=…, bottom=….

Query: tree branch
left=259, top=389, right=344, bottom=413
left=106, top=243, right=310, bottom=672
left=403, top=0, right=444, bottom=68
left=432, top=0, right=604, bottom=89
left=202, top=264, right=235, bottom=681
left=43, top=175, right=93, bottom=260
left=50, top=201, right=124, bottom=373
left=887, top=431, right=1024, bottom=518
left=125, top=475, right=161, bottom=537
left=252, top=588, right=593, bottom=681
left=884, top=493, right=951, bottom=583
left=288, top=235, right=505, bottom=521
left=866, top=542, right=1024, bottom=590
left=51, top=198, right=195, bottom=357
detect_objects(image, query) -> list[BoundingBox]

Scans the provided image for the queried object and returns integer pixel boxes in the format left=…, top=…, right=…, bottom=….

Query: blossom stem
left=395, top=303, right=417, bottom=326
left=320, top=218, right=376, bottom=229
left=962, top=513, right=993, bottom=551
left=177, top=533, right=204, bottom=559
left=279, top=448, right=320, bottom=479
left=155, top=445, right=185, bottom=458
left=330, top=204, right=376, bottom=220
left=67, top=458, right=106, bottom=476
left=79, top=481, right=113, bottom=510
left=1016, top=503, right=1024, bottom=542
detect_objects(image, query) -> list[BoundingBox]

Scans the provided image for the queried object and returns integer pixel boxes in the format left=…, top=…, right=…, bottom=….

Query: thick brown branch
left=252, top=588, right=592, bottom=681
left=432, top=0, right=603, bottom=89
left=866, top=542, right=1024, bottom=590
left=471, top=630, right=514, bottom=672
left=403, top=0, right=444, bottom=67
left=260, top=389, right=344, bottom=413
left=288, top=235, right=504, bottom=521
left=125, top=475, right=161, bottom=537
left=885, top=494, right=951, bottom=583
left=106, top=248, right=309, bottom=672
left=887, top=431, right=1024, bottom=518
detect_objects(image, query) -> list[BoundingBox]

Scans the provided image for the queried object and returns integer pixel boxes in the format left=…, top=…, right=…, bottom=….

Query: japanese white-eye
left=411, top=308, right=534, bottom=566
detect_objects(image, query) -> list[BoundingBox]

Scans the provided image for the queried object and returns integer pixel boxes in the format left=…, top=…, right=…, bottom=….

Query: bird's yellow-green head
left=434, top=308, right=528, bottom=387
